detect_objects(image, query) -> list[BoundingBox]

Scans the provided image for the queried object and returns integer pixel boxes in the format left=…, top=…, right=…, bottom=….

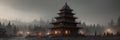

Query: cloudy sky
left=0, top=0, right=120, bottom=25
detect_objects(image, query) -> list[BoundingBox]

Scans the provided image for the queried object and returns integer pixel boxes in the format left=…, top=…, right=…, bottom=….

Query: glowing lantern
left=26, top=31, right=30, bottom=35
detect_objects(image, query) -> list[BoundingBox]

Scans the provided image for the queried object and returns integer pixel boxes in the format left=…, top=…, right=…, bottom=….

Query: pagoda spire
left=60, top=2, right=73, bottom=11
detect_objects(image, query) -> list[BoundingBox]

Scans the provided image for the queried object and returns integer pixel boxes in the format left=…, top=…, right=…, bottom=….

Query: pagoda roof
left=55, top=16, right=77, bottom=19
left=58, top=12, right=75, bottom=15
left=49, top=26, right=81, bottom=29
left=51, top=21, right=79, bottom=24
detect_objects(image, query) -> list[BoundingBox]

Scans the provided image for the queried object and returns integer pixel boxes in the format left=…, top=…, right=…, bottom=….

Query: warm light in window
left=65, top=30, right=70, bottom=34
left=38, top=32, right=42, bottom=36
left=79, top=30, right=84, bottom=34
left=55, top=31, right=58, bottom=34
left=47, top=32, right=50, bottom=35
left=54, top=30, right=61, bottom=34
left=18, top=31, right=23, bottom=34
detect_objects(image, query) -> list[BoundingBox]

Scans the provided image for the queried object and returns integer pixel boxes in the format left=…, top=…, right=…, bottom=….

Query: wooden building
left=50, top=2, right=82, bottom=37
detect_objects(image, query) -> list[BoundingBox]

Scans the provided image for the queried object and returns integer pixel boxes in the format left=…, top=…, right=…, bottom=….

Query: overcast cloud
left=0, top=0, right=120, bottom=25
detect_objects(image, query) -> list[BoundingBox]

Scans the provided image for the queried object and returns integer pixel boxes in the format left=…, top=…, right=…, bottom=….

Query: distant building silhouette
left=6, top=22, right=14, bottom=36
left=0, top=22, right=7, bottom=37
left=108, top=19, right=114, bottom=26
left=118, top=16, right=120, bottom=26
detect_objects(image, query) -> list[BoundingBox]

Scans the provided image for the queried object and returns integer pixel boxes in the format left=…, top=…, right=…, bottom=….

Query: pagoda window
left=66, top=14, right=73, bottom=17
left=61, top=10, right=65, bottom=12
left=54, top=30, right=61, bottom=34
left=64, top=30, right=70, bottom=34
left=57, top=19, right=65, bottom=22
left=59, top=14, right=65, bottom=16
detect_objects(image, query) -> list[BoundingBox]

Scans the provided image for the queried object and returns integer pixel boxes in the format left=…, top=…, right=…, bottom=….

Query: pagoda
left=50, top=2, right=81, bottom=37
